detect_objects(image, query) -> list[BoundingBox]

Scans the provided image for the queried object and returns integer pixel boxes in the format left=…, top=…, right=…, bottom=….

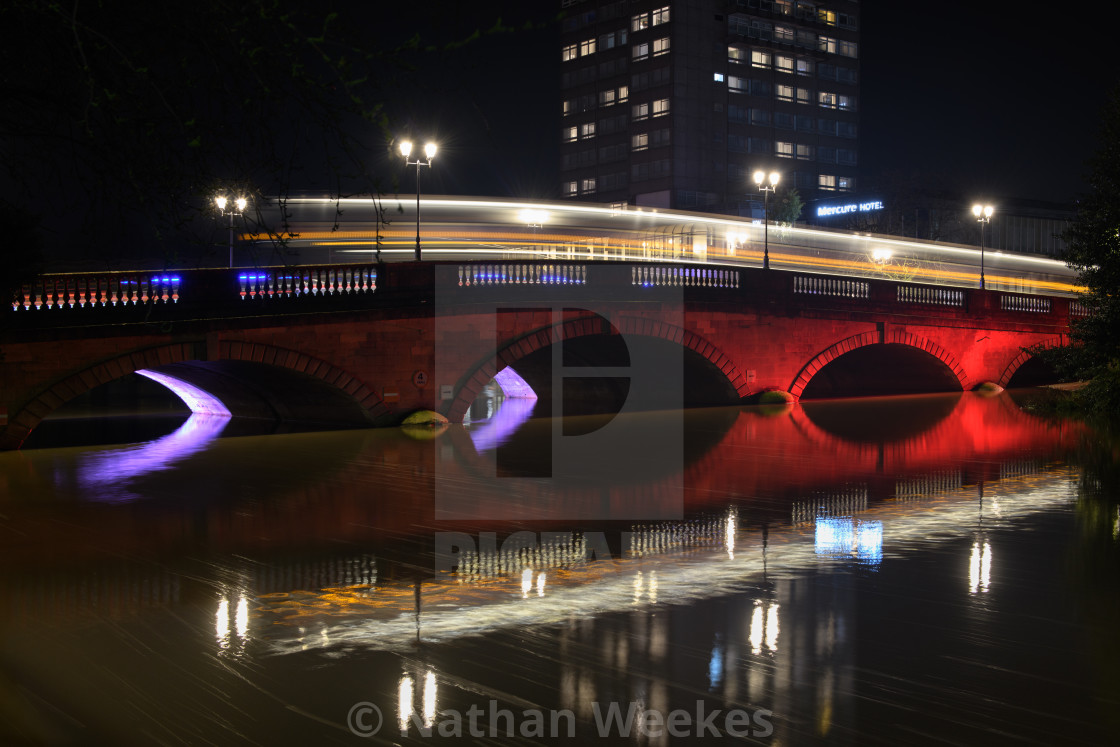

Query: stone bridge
left=0, top=260, right=1078, bottom=449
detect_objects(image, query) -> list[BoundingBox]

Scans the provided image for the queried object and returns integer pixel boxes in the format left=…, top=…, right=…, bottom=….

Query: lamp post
left=754, top=170, right=780, bottom=269
left=400, top=140, right=437, bottom=261
left=215, top=195, right=248, bottom=268
left=972, top=203, right=994, bottom=289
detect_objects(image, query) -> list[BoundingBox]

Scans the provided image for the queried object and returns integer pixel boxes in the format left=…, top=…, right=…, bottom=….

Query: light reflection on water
left=77, top=412, right=230, bottom=502
left=0, top=392, right=1116, bottom=744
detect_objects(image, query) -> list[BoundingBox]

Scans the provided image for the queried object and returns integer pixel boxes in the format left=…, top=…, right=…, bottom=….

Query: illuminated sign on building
left=817, top=200, right=885, bottom=218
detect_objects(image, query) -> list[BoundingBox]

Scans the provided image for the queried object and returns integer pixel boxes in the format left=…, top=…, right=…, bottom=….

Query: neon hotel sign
left=817, top=200, right=884, bottom=218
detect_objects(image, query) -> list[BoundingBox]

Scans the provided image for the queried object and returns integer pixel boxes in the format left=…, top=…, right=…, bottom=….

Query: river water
left=1, top=392, right=1118, bottom=745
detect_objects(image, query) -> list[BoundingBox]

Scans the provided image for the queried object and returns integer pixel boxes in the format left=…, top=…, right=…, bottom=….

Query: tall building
left=559, top=0, right=860, bottom=217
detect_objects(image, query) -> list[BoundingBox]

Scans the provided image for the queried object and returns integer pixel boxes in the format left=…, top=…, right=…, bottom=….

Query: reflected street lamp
left=972, top=203, right=994, bottom=289
left=754, top=170, right=780, bottom=269
left=215, top=195, right=248, bottom=268
left=400, top=140, right=437, bottom=261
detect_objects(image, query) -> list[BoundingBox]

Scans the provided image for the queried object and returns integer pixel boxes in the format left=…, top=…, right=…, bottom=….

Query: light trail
left=251, top=196, right=1083, bottom=297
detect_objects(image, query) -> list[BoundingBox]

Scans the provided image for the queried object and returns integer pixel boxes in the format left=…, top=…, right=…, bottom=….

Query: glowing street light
left=215, top=195, right=248, bottom=268
left=400, top=140, right=437, bottom=261
left=972, top=203, right=994, bottom=289
left=753, top=170, right=780, bottom=269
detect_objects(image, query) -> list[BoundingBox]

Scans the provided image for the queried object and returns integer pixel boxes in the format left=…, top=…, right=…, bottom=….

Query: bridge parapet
left=4, top=260, right=1081, bottom=337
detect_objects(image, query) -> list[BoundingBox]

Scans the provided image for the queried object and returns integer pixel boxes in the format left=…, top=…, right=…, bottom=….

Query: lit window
left=838, top=95, right=855, bottom=111
left=819, top=36, right=837, bottom=54
left=563, top=126, right=577, bottom=142
left=631, top=13, right=649, bottom=32
left=775, top=1, right=793, bottom=16
left=652, top=37, right=670, bottom=56
left=729, top=46, right=746, bottom=62
left=580, top=122, right=596, bottom=139
left=633, top=42, right=650, bottom=61
left=632, top=102, right=649, bottom=120
left=796, top=58, right=813, bottom=76
left=581, top=178, right=596, bottom=194
left=563, top=100, right=573, bottom=116
left=727, top=75, right=746, bottom=92
left=714, top=72, right=726, bottom=83
left=564, top=181, right=578, bottom=195
left=652, top=6, right=670, bottom=25
left=599, top=89, right=616, bottom=106
left=818, top=91, right=837, bottom=109
left=796, top=143, right=812, bottom=160
left=817, top=7, right=836, bottom=25
left=776, top=141, right=793, bottom=158
left=819, top=174, right=836, bottom=190
left=618, top=85, right=629, bottom=102
left=751, top=50, right=771, bottom=68
left=775, top=25, right=794, bottom=43
left=838, top=176, right=854, bottom=191
left=632, top=133, right=649, bottom=151
left=796, top=88, right=811, bottom=104
left=580, top=38, right=596, bottom=56
left=776, top=84, right=793, bottom=102
left=838, top=40, right=858, bottom=58
left=562, top=44, right=577, bottom=62
left=776, top=55, right=794, bottom=73
left=652, top=98, right=670, bottom=117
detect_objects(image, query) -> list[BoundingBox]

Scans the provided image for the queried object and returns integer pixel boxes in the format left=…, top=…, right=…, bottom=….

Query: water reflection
left=215, top=587, right=252, bottom=658
left=465, top=396, right=537, bottom=452
left=244, top=466, right=1078, bottom=655
left=2, top=392, right=1115, bottom=744
left=969, top=540, right=993, bottom=594
left=77, top=412, right=229, bottom=502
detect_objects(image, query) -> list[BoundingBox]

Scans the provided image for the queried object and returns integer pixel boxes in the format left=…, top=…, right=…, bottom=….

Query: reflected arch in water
left=799, top=393, right=961, bottom=444
left=447, top=314, right=749, bottom=423
left=794, top=331, right=966, bottom=400
left=78, top=412, right=231, bottom=503
left=11, top=342, right=387, bottom=447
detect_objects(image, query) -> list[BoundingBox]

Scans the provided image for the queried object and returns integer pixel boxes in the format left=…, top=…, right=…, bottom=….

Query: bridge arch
left=446, top=315, right=751, bottom=423
left=997, top=336, right=1064, bottom=388
left=2, top=341, right=388, bottom=449
left=789, top=330, right=968, bottom=400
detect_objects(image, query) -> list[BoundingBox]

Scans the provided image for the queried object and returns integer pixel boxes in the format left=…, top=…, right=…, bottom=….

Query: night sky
left=388, top=1, right=1115, bottom=207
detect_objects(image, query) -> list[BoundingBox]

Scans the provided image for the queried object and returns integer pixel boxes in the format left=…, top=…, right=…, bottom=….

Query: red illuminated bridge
left=0, top=197, right=1084, bottom=450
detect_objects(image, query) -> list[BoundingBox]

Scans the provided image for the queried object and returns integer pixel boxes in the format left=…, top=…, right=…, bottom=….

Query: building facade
left=559, top=0, right=861, bottom=216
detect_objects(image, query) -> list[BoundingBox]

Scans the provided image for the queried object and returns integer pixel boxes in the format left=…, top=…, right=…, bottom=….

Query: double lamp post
left=400, top=140, right=437, bottom=261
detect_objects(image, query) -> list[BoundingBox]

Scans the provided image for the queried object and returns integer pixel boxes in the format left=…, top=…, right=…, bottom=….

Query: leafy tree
left=0, top=1, right=553, bottom=269
left=1043, top=89, right=1120, bottom=416
left=0, top=1, right=405, bottom=266
left=771, top=187, right=804, bottom=225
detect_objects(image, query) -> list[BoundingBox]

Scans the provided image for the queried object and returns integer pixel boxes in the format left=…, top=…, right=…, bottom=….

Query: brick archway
left=0, top=341, right=387, bottom=450
left=445, top=315, right=751, bottom=423
left=788, top=329, right=968, bottom=400
left=997, top=336, right=1065, bottom=388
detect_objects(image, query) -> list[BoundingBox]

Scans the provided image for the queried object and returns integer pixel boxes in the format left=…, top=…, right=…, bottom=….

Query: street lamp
left=754, top=170, right=780, bottom=269
left=215, top=195, right=248, bottom=268
left=972, top=203, right=994, bottom=289
left=400, top=140, right=437, bottom=261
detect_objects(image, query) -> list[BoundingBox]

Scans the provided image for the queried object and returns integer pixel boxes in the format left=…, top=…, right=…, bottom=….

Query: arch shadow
left=998, top=336, right=1065, bottom=388
left=445, top=315, right=751, bottom=423
left=2, top=341, right=388, bottom=449
left=789, top=330, right=968, bottom=400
